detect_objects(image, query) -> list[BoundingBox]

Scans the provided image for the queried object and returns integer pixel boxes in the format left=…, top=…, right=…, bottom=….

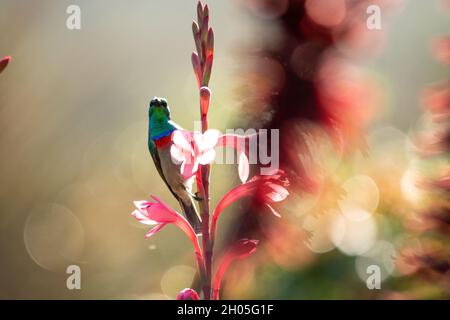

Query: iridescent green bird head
left=148, top=96, right=176, bottom=140
left=149, top=96, right=170, bottom=121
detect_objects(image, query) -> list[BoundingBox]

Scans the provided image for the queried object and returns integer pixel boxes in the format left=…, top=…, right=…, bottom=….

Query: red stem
left=199, top=108, right=212, bottom=299
left=193, top=0, right=214, bottom=300
left=211, top=254, right=231, bottom=300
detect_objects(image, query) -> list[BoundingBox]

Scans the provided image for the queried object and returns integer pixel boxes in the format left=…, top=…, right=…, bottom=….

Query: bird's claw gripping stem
left=192, top=192, right=203, bottom=201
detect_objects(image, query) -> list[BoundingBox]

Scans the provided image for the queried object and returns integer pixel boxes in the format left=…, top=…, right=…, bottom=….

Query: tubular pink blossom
left=131, top=196, right=203, bottom=269
left=210, top=171, right=289, bottom=239
left=0, top=56, right=11, bottom=74
left=176, top=288, right=200, bottom=300
left=212, top=239, right=259, bottom=300
left=170, top=129, right=219, bottom=179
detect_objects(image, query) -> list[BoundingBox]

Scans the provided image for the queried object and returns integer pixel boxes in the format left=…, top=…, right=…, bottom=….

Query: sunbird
left=147, top=97, right=202, bottom=233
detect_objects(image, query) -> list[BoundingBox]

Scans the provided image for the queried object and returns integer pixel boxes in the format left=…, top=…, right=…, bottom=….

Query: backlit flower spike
left=176, top=288, right=200, bottom=300
left=192, top=1, right=214, bottom=88
left=131, top=196, right=203, bottom=268
left=210, top=170, right=289, bottom=239
left=171, top=129, right=219, bottom=179
left=0, top=56, right=11, bottom=74
left=212, top=239, right=259, bottom=300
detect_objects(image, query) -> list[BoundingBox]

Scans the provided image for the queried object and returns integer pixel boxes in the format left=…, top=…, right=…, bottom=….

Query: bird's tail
left=179, top=198, right=202, bottom=235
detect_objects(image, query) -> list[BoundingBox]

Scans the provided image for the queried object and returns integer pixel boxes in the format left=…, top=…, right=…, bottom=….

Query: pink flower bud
left=192, top=52, right=202, bottom=88
left=197, top=1, right=204, bottom=24
left=177, top=288, right=200, bottom=300
left=206, top=28, right=214, bottom=58
left=200, top=86, right=211, bottom=116
left=192, top=21, right=199, bottom=38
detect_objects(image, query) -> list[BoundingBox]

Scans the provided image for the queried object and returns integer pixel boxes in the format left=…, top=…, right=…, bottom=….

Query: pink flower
left=176, top=288, right=200, bottom=300
left=210, top=171, right=289, bottom=238
left=132, top=196, right=203, bottom=268
left=212, top=239, right=259, bottom=300
left=0, top=56, right=11, bottom=74
left=170, top=129, right=220, bottom=179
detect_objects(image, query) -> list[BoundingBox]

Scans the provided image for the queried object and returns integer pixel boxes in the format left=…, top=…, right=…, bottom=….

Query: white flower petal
left=173, top=130, right=192, bottom=152
left=201, top=129, right=220, bottom=150
left=197, top=149, right=216, bottom=165
left=145, top=223, right=166, bottom=238
left=131, top=210, right=157, bottom=225
left=238, top=152, right=250, bottom=184
left=193, top=131, right=203, bottom=150
left=133, top=200, right=149, bottom=210
left=170, top=145, right=186, bottom=164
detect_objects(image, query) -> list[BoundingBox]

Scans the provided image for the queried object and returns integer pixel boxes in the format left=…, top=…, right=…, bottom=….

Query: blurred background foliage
left=0, top=0, right=448, bottom=299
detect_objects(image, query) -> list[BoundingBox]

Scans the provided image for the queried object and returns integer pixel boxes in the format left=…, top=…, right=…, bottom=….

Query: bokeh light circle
left=339, top=175, right=380, bottom=220
left=24, top=203, right=85, bottom=272
left=329, top=212, right=377, bottom=256
left=305, top=0, right=346, bottom=27
left=303, top=211, right=340, bottom=253
left=244, top=0, right=289, bottom=20
left=355, top=240, right=397, bottom=283
left=160, top=265, right=196, bottom=299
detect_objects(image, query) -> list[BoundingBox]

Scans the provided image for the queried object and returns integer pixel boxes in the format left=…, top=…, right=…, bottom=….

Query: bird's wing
left=148, top=139, right=180, bottom=200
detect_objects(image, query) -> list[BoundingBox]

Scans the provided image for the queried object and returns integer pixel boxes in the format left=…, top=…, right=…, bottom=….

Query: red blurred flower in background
left=0, top=56, right=11, bottom=74
left=398, top=0, right=450, bottom=296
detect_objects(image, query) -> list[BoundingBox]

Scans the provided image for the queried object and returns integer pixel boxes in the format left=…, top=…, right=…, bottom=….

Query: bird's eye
left=161, top=100, right=167, bottom=108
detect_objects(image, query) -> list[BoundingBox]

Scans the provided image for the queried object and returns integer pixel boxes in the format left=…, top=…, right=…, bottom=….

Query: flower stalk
left=132, top=1, right=289, bottom=300
left=193, top=2, right=214, bottom=299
